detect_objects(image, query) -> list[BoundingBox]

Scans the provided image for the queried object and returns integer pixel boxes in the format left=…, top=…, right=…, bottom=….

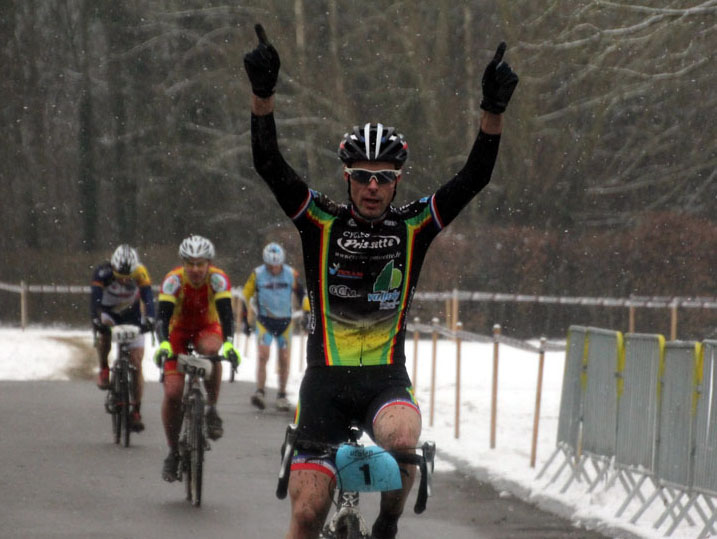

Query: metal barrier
left=610, top=333, right=665, bottom=517
left=564, top=327, right=624, bottom=493
left=538, top=328, right=717, bottom=537
left=669, top=340, right=717, bottom=538
left=536, top=325, right=587, bottom=485
left=629, top=341, right=704, bottom=533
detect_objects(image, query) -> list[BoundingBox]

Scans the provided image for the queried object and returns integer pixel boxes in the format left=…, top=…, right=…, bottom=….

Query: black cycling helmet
left=338, top=123, right=408, bottom=168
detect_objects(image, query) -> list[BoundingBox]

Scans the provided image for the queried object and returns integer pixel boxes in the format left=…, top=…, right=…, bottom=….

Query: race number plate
left=111, top=324, right=141, bottom=344
left=335, top=445, right=402, bottom=492
left=177, top=355, right=214, bottom=378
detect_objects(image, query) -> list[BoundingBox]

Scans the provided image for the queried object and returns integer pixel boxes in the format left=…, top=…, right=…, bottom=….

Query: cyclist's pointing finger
left=493, top=41, right=507, bottom=65
left=255, top=23, right=270, bottom=47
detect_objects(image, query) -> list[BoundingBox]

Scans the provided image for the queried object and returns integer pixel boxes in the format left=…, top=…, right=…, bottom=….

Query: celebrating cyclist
left=243, top=242, right=309, bottom=412
left=154, top=235, right=240, bottom=482
left=245, top=24, right=518, bottom=539
left=90, top=244, right=155, bottom=432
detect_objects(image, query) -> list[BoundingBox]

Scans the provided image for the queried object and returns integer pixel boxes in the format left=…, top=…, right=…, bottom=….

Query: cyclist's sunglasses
left=345, top=168, right=400, bottom=185
left=112, top=270, right=132, bottom=280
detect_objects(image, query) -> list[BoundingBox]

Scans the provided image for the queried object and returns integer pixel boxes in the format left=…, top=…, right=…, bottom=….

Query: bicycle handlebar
left=275, top=426, right=436, bottom=513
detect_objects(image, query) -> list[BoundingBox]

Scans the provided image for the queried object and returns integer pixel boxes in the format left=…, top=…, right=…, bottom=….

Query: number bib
left=335, top=445, right=402, bottom=492
left=112, top=324, right=141, bottom=344
left=177, top=355, right=214, bottom=378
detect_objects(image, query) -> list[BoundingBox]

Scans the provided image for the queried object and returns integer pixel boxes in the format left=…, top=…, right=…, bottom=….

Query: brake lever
left=277, top=424, right=298, bottom=499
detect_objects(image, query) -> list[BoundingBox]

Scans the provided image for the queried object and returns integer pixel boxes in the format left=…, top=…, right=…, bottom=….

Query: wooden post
left=430, top=317, right=439, bottom=427
left=451, top=288, right=459, bottom=332
left=412, top=317, right=420, bottom=390
left=455, top=321, right=462, bottom=439
left=490, top=324, right=501, bottom=449
left=531, top=337, right=547, bottom=468
left=20, top=280, right=28, bottom=330
left=444, top=298, right=451, bottom=331
left=670, top=302, right=678, bottom=340
left=628, top=305, right=635, bottom=334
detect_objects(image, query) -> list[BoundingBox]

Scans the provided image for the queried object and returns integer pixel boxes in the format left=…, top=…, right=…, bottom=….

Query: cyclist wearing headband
left=244, top=23, right=518, bottom=539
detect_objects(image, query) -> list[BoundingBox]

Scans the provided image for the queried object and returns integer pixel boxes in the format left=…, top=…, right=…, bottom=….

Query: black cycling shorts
left=257, top=315, right=291, bottom=337
left=294, top=364, right=420, bottom=448
left=99, top=307, right=142, bottom=327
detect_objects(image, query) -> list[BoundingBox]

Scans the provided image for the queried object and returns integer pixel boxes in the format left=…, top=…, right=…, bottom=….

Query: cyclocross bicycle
left=103, top=324, right=142, bottom=447
left=276, top=423, right=436, bottom=539
left=171, top=345, right=236, bottom=507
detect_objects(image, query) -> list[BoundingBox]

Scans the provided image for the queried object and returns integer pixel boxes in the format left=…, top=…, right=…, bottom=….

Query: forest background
left=1, top=0, right=715, bottom=338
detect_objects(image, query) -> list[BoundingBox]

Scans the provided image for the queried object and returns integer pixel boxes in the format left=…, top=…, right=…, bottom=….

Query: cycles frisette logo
left=337, top=233, right=400, bottom=254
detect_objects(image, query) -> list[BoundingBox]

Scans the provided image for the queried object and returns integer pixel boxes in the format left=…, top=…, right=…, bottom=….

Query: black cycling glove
left=244, top=24, right=281, bottom=98
left=480, top=42, right=519, bottom=114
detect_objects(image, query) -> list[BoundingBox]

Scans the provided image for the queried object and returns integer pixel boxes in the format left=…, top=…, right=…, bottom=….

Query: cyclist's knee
left=197, top=334, right=222, bottom=355
left=373, top=406, right=421, bottom=450
left=289, top=473, right=332, bottom=531
left=291, top=498, right=330, bottom=534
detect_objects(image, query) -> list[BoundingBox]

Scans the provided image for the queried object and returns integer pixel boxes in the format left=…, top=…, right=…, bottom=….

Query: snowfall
left=0, top=326, right=705, bottom=539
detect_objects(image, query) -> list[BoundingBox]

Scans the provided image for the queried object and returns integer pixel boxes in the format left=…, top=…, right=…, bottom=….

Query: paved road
left=0, top=380, right=608, bottom=538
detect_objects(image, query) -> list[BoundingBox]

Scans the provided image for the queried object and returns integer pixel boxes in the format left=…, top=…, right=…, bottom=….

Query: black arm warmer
left=155, top=300, right=174, bottom=342
left=215, top=297, right=235, bottom=341
left=90, top=286, right=103, bottom=319
left=140, top=285, right=156, bottom=318
left=433, top=130, right=501, bottom=226
left=251, top=112, right=310, bottom=218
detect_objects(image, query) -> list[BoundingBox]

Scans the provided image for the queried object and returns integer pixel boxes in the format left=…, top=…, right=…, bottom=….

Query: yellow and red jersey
left=158, top=265, right=232, bottom=334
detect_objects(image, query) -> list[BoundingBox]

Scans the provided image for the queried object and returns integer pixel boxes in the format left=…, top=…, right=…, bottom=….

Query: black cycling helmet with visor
left=338, top=123, right=408, bottom=169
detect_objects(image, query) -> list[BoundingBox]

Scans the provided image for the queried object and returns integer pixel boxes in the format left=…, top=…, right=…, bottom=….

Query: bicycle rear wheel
left=185, top=392, right=204, bottom=507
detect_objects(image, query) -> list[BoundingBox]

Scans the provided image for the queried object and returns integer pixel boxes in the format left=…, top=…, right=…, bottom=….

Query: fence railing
left=406, top=317, right=564, bottom=469
left=3, top=280, right=716, bottom=339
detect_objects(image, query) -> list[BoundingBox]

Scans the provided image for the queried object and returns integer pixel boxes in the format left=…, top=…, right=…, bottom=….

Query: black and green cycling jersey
left=251, top=113, right=500, bottom=368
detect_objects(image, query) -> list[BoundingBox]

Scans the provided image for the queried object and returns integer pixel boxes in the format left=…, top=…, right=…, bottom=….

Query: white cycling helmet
left=179, top=235, right=215, bottom=260
left=111, top=244, right=139, bottom=275
left=263, top=242, right=285, bottom=266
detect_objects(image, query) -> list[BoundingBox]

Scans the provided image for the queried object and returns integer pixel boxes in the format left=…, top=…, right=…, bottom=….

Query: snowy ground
left=0, top=326, right=706, bottom=539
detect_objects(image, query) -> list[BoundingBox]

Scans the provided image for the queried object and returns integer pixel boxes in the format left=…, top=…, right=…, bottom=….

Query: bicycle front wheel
left=334, top=512, right=364, bottom=539
left=185, top=392, right=204, bottom=507
left=119, top=363, right=131, bottom=448
left=111, top=370, right=122, bottom=444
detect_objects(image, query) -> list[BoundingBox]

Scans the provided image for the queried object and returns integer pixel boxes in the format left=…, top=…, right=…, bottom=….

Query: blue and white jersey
left=243, top=264, right=303, bottom=320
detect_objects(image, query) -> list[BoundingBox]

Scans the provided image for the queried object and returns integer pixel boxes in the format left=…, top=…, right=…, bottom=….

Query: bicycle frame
left=276, top=423, right=436, bottom=539
left=175, top=348, right=223, bottom=507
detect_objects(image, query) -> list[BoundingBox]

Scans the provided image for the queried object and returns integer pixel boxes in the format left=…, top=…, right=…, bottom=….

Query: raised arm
left=244, top=24, right=309, bottom=218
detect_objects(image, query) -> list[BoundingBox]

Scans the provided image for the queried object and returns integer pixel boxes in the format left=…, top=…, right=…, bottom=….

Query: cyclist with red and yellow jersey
left=154, top=235, right=240, bottom=482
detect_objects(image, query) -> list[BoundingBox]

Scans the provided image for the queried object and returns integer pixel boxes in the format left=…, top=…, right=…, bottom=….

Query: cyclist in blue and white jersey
left=243, top=242, right=309, bottom=411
